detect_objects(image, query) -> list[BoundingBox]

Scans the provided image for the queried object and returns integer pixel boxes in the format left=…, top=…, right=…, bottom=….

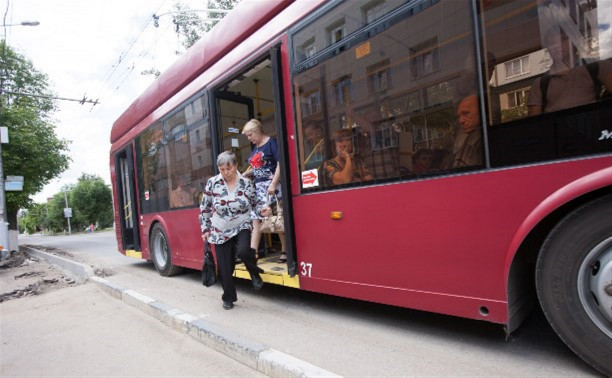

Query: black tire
left=150, top=223, right=183, bottom=277
left=536, top=194, right=612, bottom=376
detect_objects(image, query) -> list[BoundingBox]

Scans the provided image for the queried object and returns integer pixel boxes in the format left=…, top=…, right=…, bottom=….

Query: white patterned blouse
left=199, top=173, right=262, bottom=245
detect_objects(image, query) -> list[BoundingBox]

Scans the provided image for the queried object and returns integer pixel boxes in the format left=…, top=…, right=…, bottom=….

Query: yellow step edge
left=126, top=249, right=142, bottom=259
left=233, top=266, right=300, bottom=288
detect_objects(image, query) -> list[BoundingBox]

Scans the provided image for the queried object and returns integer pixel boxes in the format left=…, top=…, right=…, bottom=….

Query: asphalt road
left=19, top=231, right=601, bottom=377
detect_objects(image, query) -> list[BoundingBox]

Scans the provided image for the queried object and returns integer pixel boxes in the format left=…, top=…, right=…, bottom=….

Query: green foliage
left=143, top=0, right=240, bottom=77
left=501, top=104, right=528, bottom=123
left=20, top=203, right=47, bottom=234
left=70, top=173, right=113, bottom=228
left=0, top=41, right=71, bottom=229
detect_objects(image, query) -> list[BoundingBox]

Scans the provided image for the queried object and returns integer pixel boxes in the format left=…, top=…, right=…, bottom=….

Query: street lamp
left=0, top=20, right=40, bottom=258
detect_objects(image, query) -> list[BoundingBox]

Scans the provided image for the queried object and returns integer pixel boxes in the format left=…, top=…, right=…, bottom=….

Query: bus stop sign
left=64, top=208, right=72, bottom=218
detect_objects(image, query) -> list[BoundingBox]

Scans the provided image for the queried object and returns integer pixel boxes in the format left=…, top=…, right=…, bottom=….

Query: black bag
left=201, top=242, right=217, bottom=287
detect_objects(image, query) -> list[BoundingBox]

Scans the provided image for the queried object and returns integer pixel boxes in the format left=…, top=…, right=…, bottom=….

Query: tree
left=0, top=41, right=71, bottom=230
left=20, top=203, right=47, bottom=234
left=142, top=0, right=241, bottom=77
left=70, top=174, right=113, bottom=229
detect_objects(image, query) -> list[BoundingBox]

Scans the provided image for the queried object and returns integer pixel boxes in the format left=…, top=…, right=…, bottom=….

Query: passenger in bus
left=242, top=119, right=287, bottom=263
left=451, top=95, right=483, bottom=168
left=169, top=174, right=196, bottom=208
left=412, top=149, right=434, bottom=174
left=199, top=151, right=269, bottom=310
left=322, top=129, right=373, bottom=185
left=527, top=29, right=612, bottom=116
left=303, top=122, right=325, bottom=171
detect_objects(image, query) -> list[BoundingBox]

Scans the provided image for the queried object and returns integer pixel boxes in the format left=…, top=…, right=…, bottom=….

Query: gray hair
left=217, top=151, right=237, bottom=167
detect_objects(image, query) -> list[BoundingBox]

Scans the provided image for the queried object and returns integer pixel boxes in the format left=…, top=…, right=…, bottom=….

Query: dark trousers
left=215, top=229, right=262, bottom=303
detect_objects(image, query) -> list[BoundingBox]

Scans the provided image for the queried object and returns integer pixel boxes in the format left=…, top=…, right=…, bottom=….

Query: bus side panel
left=291, top=156, right=612, bottom=324
left=503, top=166, right=612, bottom=278
left=141, top=210, right=203, bottom=270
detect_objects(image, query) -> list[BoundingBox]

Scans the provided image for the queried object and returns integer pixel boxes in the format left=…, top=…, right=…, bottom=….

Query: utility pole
left=64, top=190, right=71, bottom=235
left=0, top=75, right=8, bottom=257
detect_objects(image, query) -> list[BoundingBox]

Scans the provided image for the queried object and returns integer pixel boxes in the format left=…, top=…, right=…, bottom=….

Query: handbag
left=201, top=241, right=217, bottom=287
left=260, top=195, right=284, bottom=233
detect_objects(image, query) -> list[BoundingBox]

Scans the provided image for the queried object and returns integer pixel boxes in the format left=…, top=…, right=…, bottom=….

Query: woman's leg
left=215, top=240, right=237, bottom=304
left=250, top=219, right=262, bottom=251
left=236, top=229, right=264, bottom=289
left=278, top=232, right=287, bottom=262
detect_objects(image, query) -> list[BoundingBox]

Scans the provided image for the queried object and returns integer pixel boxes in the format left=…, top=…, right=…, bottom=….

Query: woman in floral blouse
left=199, top=151, right=270, bottom=310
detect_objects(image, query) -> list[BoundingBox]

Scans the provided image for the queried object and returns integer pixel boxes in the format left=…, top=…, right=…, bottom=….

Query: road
left=18, top=231, right=600, bottom=377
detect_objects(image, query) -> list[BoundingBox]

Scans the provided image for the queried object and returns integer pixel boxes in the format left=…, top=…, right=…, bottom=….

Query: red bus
left=110, top=0, right=612, bottom=374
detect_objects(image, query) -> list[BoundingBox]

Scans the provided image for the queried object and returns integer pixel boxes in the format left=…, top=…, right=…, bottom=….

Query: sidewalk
left=18, top=246, right=340, bottom=378
left=1, top=283, right=264, bottom=377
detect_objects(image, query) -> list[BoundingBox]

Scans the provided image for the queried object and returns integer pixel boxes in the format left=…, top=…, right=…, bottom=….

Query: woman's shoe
left=223, top=301, right=234, bottom=310
left=252, top=274, right=263, bottom=290
left=278, top=253, right=287, bottom=263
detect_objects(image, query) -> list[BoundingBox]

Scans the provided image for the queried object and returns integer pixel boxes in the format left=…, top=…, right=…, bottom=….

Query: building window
left=333, top=76, right=352, bottom=106
left=372, top=122, right=398, bottom=150
left=301, top=38, right=316, bottom=59
left=327, top=20, right=346, bottom=45
left=504, top=56, right=530, bottom=79
left=302, top=90, right=321, bottom=117
left=410, top=37, right=440, bottom=79
left=363, top=0, right=386, bottom=24
left=507, top=89, right=530, bottom=108
left=367, top=59, right=391, bottom=94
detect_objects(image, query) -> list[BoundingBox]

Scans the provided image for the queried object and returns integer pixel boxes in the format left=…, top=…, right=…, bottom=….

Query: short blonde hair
left=242, top=119, right=263, bottom=135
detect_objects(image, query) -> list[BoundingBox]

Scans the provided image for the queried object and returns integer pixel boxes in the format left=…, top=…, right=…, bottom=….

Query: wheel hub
left=578, top=236, right=612, bottom=338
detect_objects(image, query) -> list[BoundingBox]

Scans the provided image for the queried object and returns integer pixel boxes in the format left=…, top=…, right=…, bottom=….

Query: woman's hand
left=260, top=206, right=272, bottom=217
left=202, top=232, right=210, bottom=240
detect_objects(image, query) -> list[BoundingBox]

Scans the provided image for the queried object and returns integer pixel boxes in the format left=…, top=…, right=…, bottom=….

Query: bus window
left=483, top=0, right=612, bottom=167
left=138, top=122, right=170, bottom=213
left=293, top=0, right=484, bottom=191
left=137, top=93, right=213, bottom=213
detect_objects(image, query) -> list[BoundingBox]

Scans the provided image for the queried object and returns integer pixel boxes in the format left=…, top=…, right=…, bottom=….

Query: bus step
left=233, top=260, right=299, bottom=288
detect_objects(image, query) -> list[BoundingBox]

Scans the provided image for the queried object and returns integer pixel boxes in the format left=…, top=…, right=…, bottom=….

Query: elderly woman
left=242, top=119, right=287, bottom=263
left=199, top=151, right=269, bottom=310
left=322, top=129, right=373, bottom=185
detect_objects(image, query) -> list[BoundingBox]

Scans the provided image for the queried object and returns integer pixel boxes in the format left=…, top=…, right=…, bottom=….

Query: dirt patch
left=0, top=250, right=81, bottom=303
left=22, top=245, right=74, bottom=259
left=93, top=267, right=117, bottom=278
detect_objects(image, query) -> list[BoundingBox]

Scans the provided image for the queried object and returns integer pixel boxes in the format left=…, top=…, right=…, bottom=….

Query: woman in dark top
left=242, top=119, right=287, bottom=263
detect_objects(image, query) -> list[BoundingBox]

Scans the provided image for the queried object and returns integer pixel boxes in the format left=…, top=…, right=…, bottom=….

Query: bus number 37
left=300, top=262, right=312, bottom=277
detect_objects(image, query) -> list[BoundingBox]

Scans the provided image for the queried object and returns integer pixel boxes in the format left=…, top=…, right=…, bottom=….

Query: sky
left=1, top=0, right=211, bottom=202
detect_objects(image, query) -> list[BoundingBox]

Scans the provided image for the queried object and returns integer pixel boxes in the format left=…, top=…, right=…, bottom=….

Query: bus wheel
left=536, top=195, right=612, bottom=376
left=150, top=223, right=183, bottom=277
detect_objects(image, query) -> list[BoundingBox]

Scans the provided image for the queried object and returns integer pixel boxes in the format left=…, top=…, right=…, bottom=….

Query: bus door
left=211, top=47, right=298, bottom=286
left=114, top=145, right=140, bottom=252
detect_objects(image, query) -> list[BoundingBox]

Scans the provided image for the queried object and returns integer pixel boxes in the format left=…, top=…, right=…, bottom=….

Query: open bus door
left=114, top=145, right=140, bottom=252
left=210, top=45, right=298, bottom=286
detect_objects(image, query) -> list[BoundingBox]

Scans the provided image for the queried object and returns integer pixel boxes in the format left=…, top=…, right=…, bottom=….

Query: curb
left=22, top=246, right=341, bottom=378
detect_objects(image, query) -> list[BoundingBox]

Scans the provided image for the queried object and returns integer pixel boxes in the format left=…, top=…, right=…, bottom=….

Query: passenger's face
left=218, top=163, right=238, bottom=181
left=304, top=126, right=322, bottom=143
left=245, top=130, right=262, bottom=145
left=457, top=97, right=480, bottom=134
left=336, top=137, right=353, bottom=155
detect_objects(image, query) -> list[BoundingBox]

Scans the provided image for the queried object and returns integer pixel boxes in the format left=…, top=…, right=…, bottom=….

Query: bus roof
left=110, top=0, right=294, bottom=144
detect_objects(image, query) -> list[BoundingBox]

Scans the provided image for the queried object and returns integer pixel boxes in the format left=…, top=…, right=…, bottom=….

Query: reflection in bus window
left=293, top=0, right=483, bottom=190
left=483, top=0, right=612, bottom=125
